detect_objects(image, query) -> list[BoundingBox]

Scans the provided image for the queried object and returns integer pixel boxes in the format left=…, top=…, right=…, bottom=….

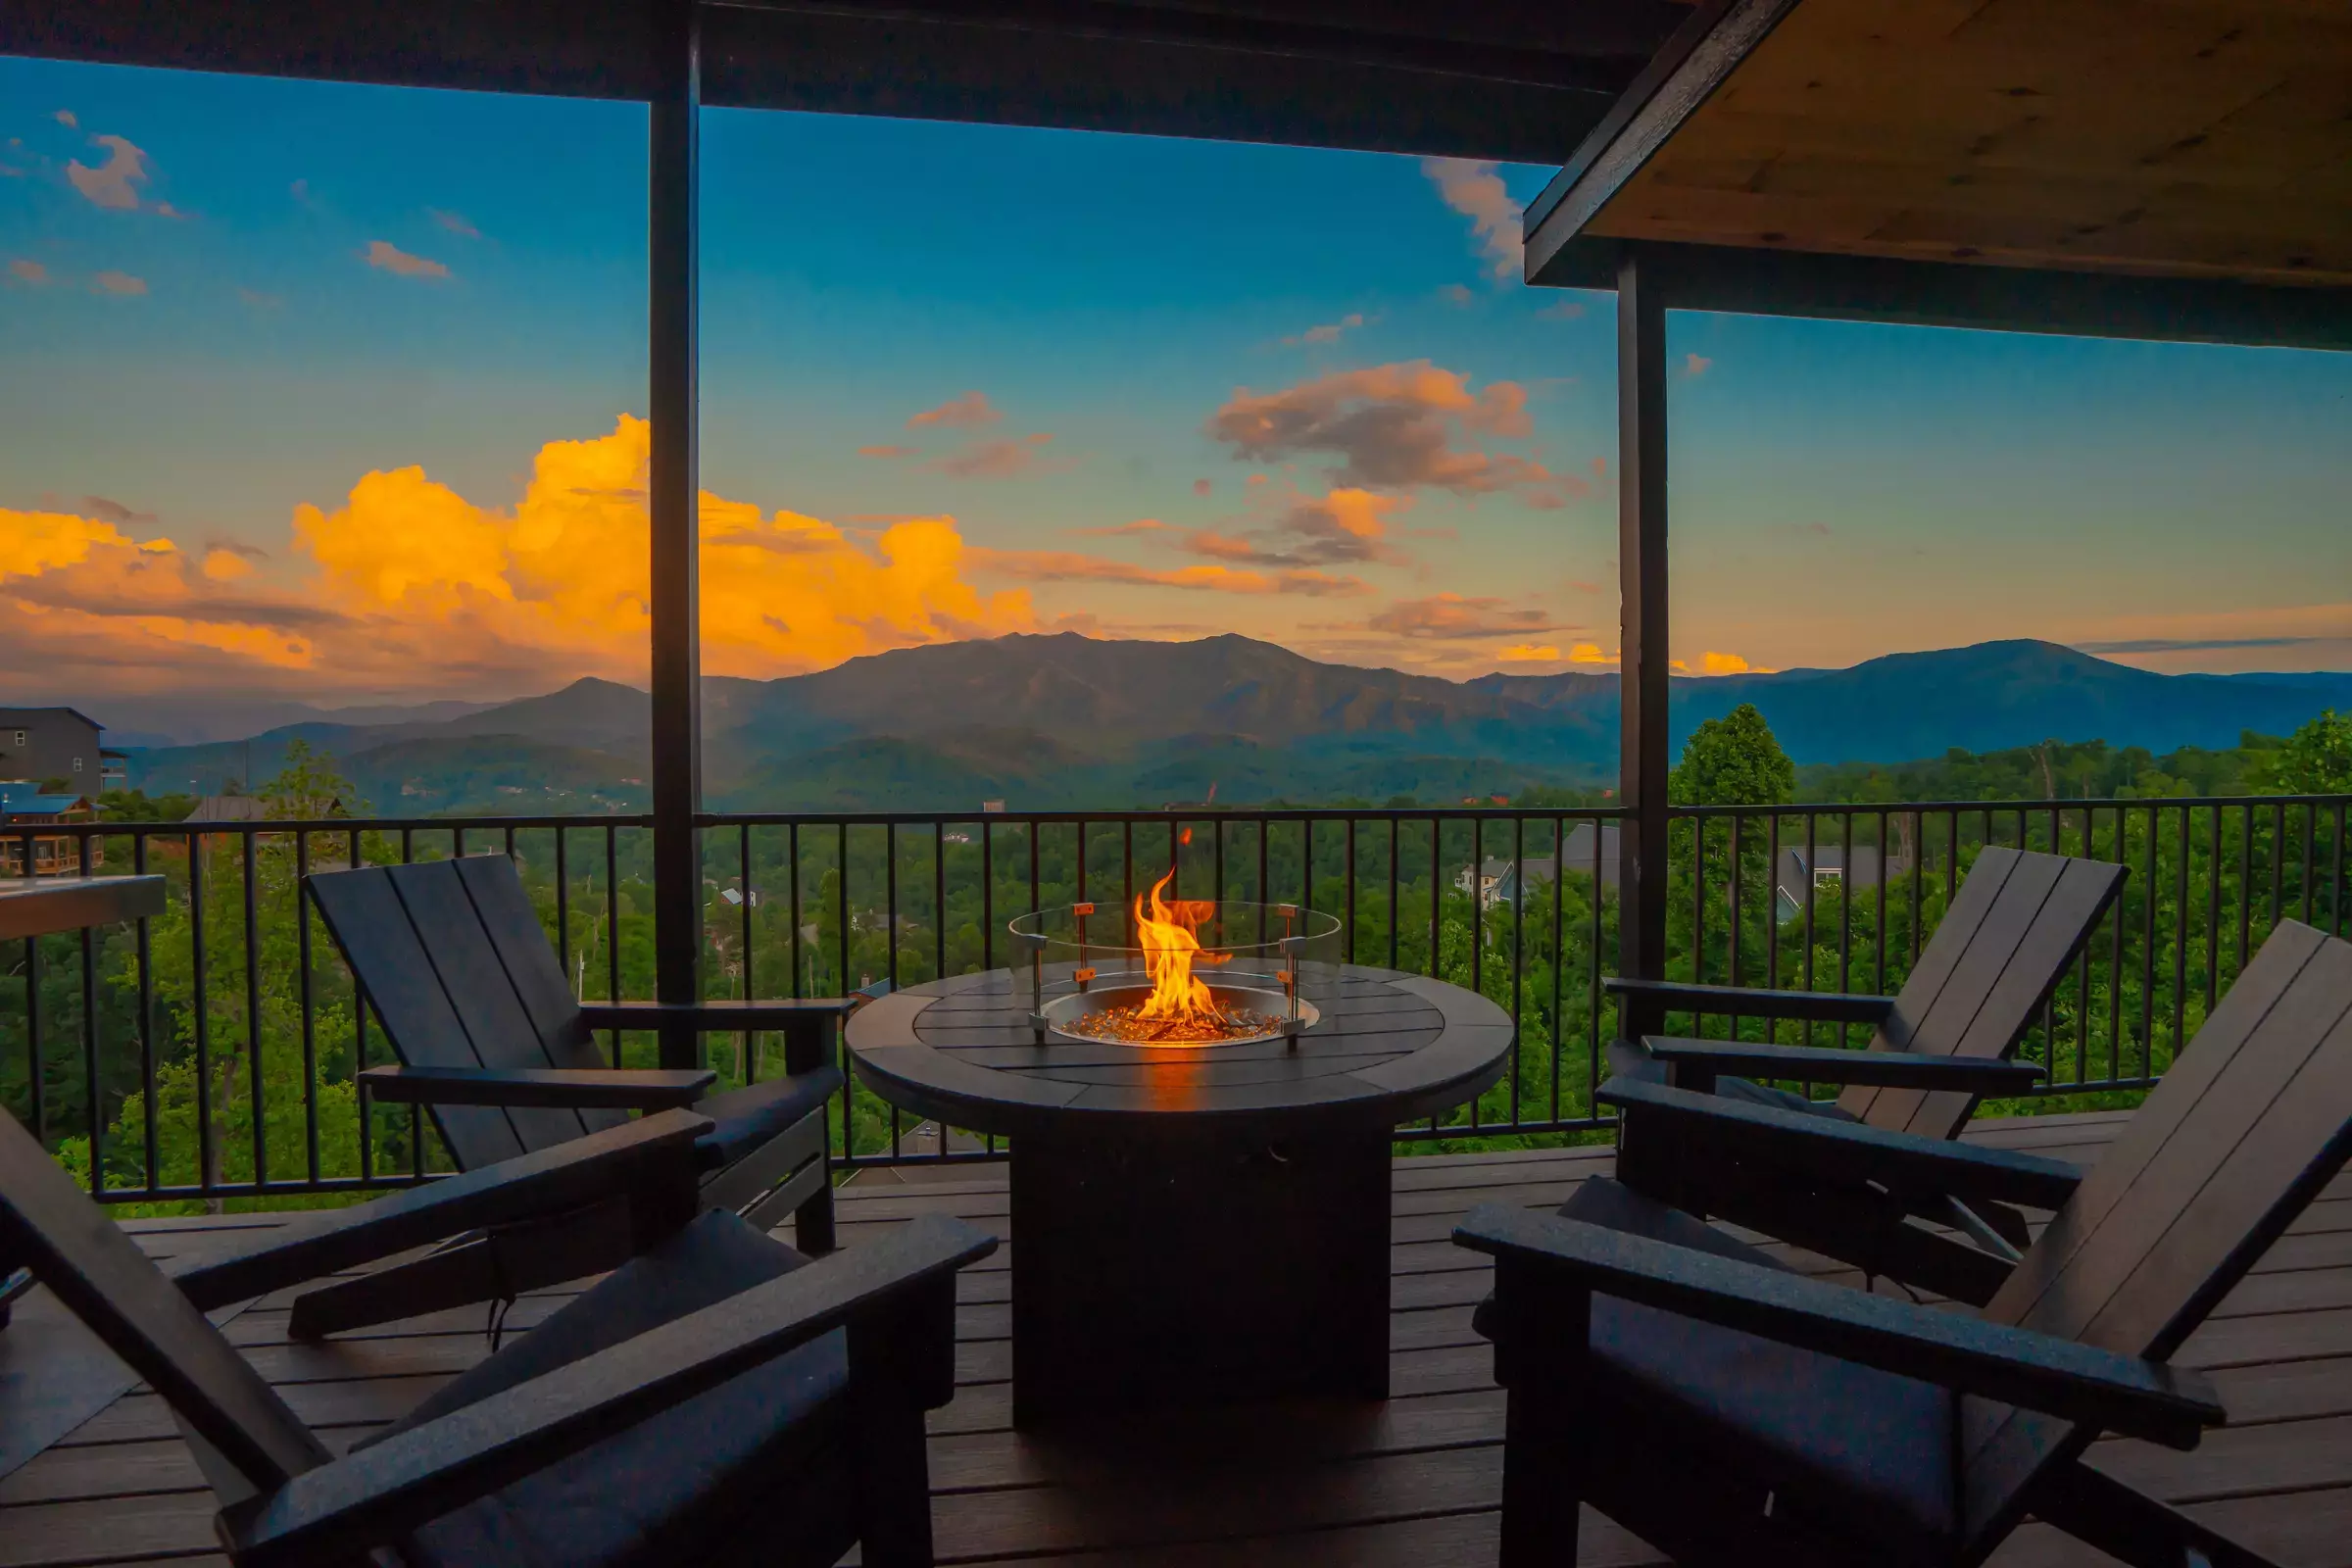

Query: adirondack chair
left=300, top=855, right=860, bottom=1340
left=1600, top=845, right=2123, bottom=1282
left=0, top=1102, right=994, bottom=1568
left=1461, top=918, right=2352, bottom=1568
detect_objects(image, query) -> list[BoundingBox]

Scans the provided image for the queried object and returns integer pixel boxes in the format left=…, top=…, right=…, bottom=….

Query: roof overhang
left=3, top=0, right=1691, bottom=164
left=1523, top=0, right=2352, bottom=350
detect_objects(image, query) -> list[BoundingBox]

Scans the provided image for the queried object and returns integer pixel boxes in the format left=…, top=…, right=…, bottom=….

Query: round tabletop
left=844, top=964, right=1514, bottom=1140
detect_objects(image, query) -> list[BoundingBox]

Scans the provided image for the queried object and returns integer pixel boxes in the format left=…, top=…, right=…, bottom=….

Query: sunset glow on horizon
left=5, top=55, right=2348, bottom=709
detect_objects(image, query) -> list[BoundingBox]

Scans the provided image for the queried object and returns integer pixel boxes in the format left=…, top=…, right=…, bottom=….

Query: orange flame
left=1134, top=871, right=1226, bottom=1022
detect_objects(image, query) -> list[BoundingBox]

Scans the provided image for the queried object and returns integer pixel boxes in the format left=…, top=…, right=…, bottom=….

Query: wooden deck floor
left=8, top=1109, right=2352, bottom=1566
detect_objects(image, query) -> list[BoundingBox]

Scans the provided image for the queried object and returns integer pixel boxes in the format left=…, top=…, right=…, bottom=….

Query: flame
left=1134, top=871, right=1227, bottom=1022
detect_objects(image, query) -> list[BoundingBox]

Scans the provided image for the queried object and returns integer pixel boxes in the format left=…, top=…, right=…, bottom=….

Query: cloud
left=1192, top=478, right=1211, bottom=497
left=238, top=287, right=284, bottom=310
left=67, top=134, right=149, bottom=211
left=90, top=270, right=146, bottom=296
left=1568, top=642, right=1613, bottom=663
left=928, top=432, right=1065, bottom=479
left=362, top=240, right=451, bottom=279
left=1177, top=487, right=1413, bottom=568
left=430, top=209, right=481, bottom=238
left=1437, top=283, right=1474, bottom=307
left=1537, top=300, right=1585, bottom=320
left=857, top=444, right=917, bottom=460
left=55, top=111, right=78, bottom=128
left=1368, top=593, right=1568, bottom=640
left=1070, top=519, right=1166, bottom=539
left=1684, top=353, right=1713, bottom=377
left=1282, top=312, right=1366, bottom=347
left=1421, top=158, right=1521, bottom=280
left=7, top=259, right=48, bottom=286
left=1694, top=651, right=1769, bottom=675
left=1497, top=644, right=1559, bottom=662
left=974, top=549, right=1367, bottom=598
left=1206, top=362, right=1558, bottom=500
left=0, top=416, right=1044, bottom=696
left=906, top=391, right=1001, bottom=430
left=80, top=496, right=157, bottom=526
left=2075, top=636, right=2322, bottom=655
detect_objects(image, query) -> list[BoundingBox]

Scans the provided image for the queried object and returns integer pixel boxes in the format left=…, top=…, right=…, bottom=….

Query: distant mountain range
left=113, top=636, right=2352, bottom=812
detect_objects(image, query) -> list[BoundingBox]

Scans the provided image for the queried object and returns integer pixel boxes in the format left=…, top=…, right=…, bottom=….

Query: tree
left=1669, top=704, right=1794, bottom=807
left=2260, top=710, right=2352, bottom=795
left=261, top=738, right=361, bottom=818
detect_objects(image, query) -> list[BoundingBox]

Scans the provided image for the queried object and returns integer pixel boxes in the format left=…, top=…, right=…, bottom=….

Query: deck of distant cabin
left=7, top=1109, right=2351, bottom=1568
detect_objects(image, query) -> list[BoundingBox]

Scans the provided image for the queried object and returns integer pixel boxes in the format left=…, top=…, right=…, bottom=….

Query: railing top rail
left=1669, top=793, right=2352, bottom=817
left=698, top=806, right=1633, bottom=827
left=55, top=813, right=657, bottom=834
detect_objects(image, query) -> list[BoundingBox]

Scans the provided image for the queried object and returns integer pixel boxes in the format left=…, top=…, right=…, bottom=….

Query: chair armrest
left=220, top=1213, right=998, bottom=1568
left=1598, top=1074, right=2085, bottom=1210
left=357, top=1064, right=716, bottom=1110
left=580, top=998, right=863, bottom=1034
left=1604, top=977, right=1896, bottom=1026
left=1642, top=1036, right=2045, bottom=1094
left=1455, top=1203, right=2219, bottom=1450
left=166, top=1111, right=711, bottom=1311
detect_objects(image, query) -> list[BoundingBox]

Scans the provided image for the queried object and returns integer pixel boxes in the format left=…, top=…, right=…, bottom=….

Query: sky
left=3, top=55, right=2349, bottom=710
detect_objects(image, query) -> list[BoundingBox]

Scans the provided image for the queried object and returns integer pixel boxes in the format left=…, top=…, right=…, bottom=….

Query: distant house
left=1775, top=844, right=1914, bottom=921
left=0, top=784, right=99, bottom=875
left=0, top=707, right=106, bottom=789
left=185, top=795, right=271, bottom=824
left=1455, top=823, right=1625, bottom=911
left=185, top=791, right=347, bottom=824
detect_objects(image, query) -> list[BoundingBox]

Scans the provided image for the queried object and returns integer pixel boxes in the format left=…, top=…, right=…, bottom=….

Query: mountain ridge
left=114, top=635, right=2352, bottom=810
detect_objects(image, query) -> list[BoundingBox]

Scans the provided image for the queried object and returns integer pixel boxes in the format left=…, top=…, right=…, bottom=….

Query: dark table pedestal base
left=1008, top=1125, right=1390, bottom=1427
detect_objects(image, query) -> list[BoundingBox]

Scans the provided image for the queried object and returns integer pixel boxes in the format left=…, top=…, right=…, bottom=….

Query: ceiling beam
left=1538, top=240, right=2352, bottom=354
left=4, top=0, right=1674, bottom=161
left=1520, top=0, right=1795, bottom=285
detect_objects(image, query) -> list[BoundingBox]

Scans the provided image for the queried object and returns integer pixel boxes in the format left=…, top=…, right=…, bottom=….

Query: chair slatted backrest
left=0, top=1104, right=330, bottom=1494
left=309, top=860, right=603, bottom=1168
left=1840, top=847, right=2126, bottom=1138
left=1958, top=920, right=2352, bottom=1546
left=452, top=854, right=628, bottom=1135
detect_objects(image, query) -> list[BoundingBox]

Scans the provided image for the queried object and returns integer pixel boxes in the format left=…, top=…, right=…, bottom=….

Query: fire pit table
left=845, top=887, right=1511, bottom=1426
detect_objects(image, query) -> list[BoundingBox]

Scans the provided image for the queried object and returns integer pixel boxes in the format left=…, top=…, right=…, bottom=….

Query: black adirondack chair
left=1599, top=845, right=2124, bottom=1283
left=1606, top=844, right=2125, bottom=1135
left=1461, top=917, right=2352, bottom=1568
left=0, top=1101, right=994, bottom=1568
left=300, top=855, right=859, bottom=1339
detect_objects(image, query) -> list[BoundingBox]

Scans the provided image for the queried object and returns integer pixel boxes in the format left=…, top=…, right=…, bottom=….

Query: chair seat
left=1611, top=1049, right=1859, bottom=1121
left=374, top=1210, right=856, bottom=1568
left=693, top=1063, right=846, bottom=1170
left=1483, top=1180, right=1957, bottom=1559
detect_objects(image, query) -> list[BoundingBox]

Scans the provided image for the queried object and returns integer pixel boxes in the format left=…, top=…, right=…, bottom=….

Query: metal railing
left=6, top=794, right=2347, bottom=1203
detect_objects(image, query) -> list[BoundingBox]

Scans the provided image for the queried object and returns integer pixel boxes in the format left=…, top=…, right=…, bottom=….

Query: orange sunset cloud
left=0, top=416, right=1040, bottom=696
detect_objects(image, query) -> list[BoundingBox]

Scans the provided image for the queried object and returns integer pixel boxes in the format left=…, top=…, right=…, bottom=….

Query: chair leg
left=2034, top=1459, right=2285, bottom=1568
left=1495, top=1274, right=1592, bottom=1568
left=847, top=1281, right=955, bottom=1568
left=796, top=1153, right=836, bottom=1254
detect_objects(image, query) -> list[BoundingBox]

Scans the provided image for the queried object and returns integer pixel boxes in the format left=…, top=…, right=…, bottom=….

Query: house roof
left=0, top=788, right=92, bottom=818
left=0, top=706, right=104, bottom=731
left=1523, top=0, right=2352, bottom=349
left=183, top=795, right=271, bottom=823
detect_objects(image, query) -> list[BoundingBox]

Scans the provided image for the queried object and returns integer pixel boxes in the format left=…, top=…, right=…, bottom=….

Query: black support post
left=1615, top=246, right=1671, bottom=1045
left=649, top=0, right=703, bottom=1070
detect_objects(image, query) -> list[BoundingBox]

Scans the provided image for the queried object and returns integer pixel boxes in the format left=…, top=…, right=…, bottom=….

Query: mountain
left=115, top=636, right=2350, bottom=810
left=57, top=695, right=500, bottom=749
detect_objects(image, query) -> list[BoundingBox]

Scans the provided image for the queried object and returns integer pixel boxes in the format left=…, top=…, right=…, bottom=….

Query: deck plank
left=7, top=1111, right=2352, bottom=1565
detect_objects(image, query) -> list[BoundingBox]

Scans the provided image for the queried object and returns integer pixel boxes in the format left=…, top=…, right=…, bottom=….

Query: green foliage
left=260, top=738, right=362, bottom=819
left=1670, top=704, right=1794, bottom=808
left=2258, top=710, right=2352, bottom=796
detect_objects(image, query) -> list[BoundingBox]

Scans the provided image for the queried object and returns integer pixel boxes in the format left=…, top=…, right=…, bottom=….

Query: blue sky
left=2, top=54, right=2346, bottom=704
